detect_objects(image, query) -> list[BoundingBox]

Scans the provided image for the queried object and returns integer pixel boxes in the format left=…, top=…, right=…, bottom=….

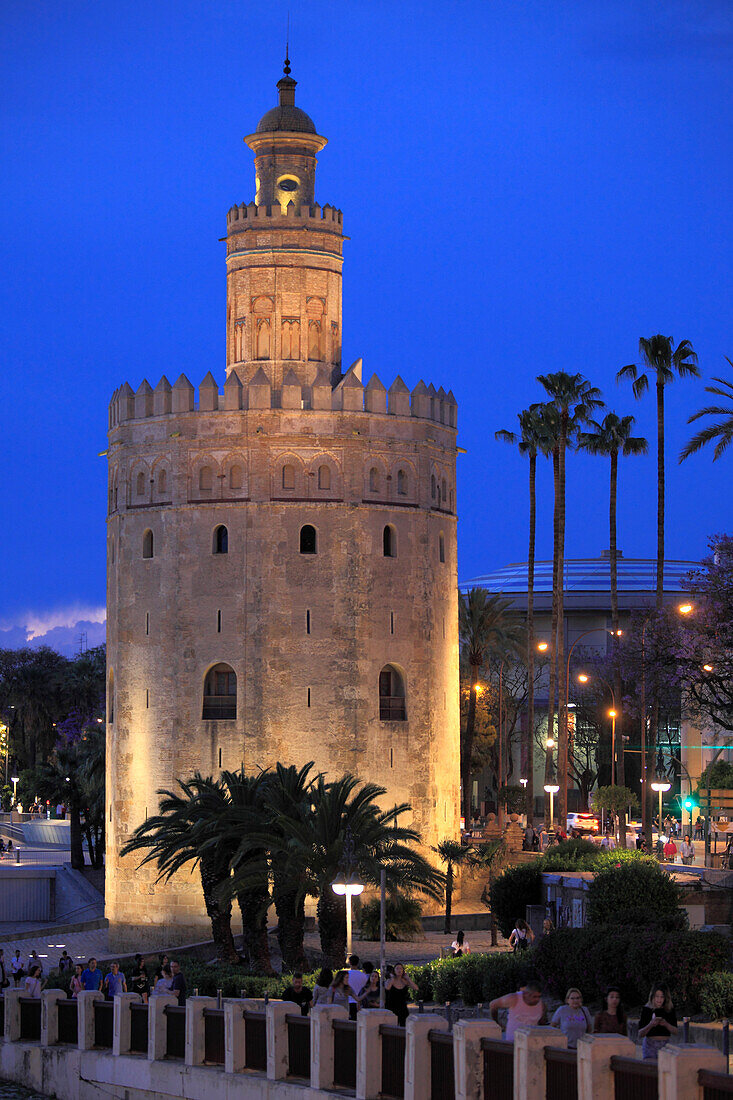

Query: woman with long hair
left=328, top=970, right=356, bottom=1009
left=593, top=987, right=627, bottom=1035
left=638, top=984, right=677, bottom=1061
left=312, top=968, right=334, bottom=1007
left=384, top=963, right=418, bottom=1026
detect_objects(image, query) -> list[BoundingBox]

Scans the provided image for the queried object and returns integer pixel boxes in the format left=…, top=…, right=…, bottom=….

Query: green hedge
left=533, top=927, right=729, bottom=1012
left=699, top=972, right=733, bottom=1020
left=586, top=859, right=683, bottom=926
left=404, top=953, right=534, bottom=1007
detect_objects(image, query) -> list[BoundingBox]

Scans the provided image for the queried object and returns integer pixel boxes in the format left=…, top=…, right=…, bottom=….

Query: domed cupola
left=245, top=57, right=327, bottom=208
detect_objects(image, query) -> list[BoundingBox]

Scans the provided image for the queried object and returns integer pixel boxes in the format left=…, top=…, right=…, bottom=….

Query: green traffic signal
left=683, top=798, right=696, bottom=810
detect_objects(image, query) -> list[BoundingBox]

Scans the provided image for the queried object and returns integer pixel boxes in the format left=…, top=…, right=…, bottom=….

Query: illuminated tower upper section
left=225, top=60, right=344, bottom=396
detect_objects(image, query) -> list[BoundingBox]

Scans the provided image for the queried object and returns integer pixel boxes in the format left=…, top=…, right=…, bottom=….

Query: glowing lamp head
left=537, top=641, right=548, bottom=652
left=678, top=603, right=693, bottom=615
left=577, top=673, right=589, bottom=684
left=544, top=783, right=560, bottom=795
left=703, top=664, right=714, bottom=672
left=546, top=737, right=555, bottom=750
left=608, top=709, right=617, bottom=718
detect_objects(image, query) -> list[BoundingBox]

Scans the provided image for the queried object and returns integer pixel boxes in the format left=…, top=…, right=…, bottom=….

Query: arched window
left=442, top=478, right=447, bottom=503
left=282, top=464, right=295, bottom=491
left=256, top=319, right=271, bottom=360
left=379, top=664, right=406, bottom=721
left=281, top=319, right=300, bottom=360
left=431, top=475, right=436, bottom=500
left=142, top=529, right=154, bottom=559
left=213, top=525, right=228, bottom=554
left=318, top=464, right=331, bottom=490
left=439, top=532, right=446, bottom=563
left=136, top=471, right=146, bottom=497
left=369, top=467, right=379, bottom=493
left=397, top=469, right=407, bottom=496
left=308, top=321, right=322, bottom=361
left=229, top=464, right=243, bottom=490
left=383, top=525, right=396, bottom=558
left=199, top=466, right=213, bottom=491
left=157, top=468, right=167, bottom=494
left=300, top=524, right=317, bottom=554
left=108, top=669, right=114, bottom=724
left=202, top=663, right=237, bottom=720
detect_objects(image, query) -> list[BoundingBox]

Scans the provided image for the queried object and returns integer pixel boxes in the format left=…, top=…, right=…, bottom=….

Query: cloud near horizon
left=0, top=606, right=107, bottom=655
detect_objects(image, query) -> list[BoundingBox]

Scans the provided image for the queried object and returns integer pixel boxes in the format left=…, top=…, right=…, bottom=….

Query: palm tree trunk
left=274, top=888, right=308, bottom=972
left=200, top=861, right=240, bottom=963
left=526, top=452, right=537, bottom=824
left=610, top=449, right=624, bottom=788
left=237, top=877, right=274, bottom=974
left=656, top=381, right=665, bottom=610
left=317, top=890, right=347, bottom=967
left=444, top=863, right=453, bottom=935
left=69, top=806, right=85, bottom=870
left=556, top=433, right=568, bottom=828
left=462, top=664, right=479, bottom=826
left=545, top=449, right=560, bottom=827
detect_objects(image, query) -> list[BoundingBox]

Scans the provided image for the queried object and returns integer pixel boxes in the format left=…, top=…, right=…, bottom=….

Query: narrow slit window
left=383, top=525, right=396, bottom=558
left=142, top=529, right=154, bottom=559
left=218, top=748, right=222, bottom=768
left=146, top=688, right=149, bottom=709
left=217, top=610, right=222, bottom=633
left=439, top=532, right=446, bottom=563
left=307, top=687, right=311, bottom=708
left=390, top=611, right=394, bottom=635
left=306, top=609, right=311, bottom=634
left=145, top=612, right=149, bottom=636
left=390, top=748, right=394, bottom=768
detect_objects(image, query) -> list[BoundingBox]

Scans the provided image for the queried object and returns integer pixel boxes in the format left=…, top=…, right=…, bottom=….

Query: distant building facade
left=106, top=67, right=460, bottom=948
left=460, top=550, right=700, bottom=815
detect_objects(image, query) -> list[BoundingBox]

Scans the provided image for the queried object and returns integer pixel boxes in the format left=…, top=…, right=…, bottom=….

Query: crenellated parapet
left=108, top=365, right=457, bottom=429
left=226, top=201, right=343, bottom=230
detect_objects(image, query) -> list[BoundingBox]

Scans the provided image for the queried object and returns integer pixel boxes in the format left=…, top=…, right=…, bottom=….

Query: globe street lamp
left=651, top=776, right=672, bottom=841
left=11, top=776, right=19, bottom=805
left=544, top=780, right=560, bottom=833
left=332, top=871, right=364, bottom=960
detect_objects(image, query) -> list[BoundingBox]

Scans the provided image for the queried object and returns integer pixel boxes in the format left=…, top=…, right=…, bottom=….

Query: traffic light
left=683, top=797, right=696, bottom=812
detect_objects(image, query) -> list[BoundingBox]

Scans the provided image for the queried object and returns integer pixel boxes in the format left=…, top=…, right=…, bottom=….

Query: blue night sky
left=1, top=0, right=731, bottom=652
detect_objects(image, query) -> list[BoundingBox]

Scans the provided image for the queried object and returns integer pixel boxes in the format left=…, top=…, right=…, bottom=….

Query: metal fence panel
left=286, top=1013, right=311, bottom=1080
left=244, top=1010, right=267, bottom=1071
left=481, top=1037, right=514, bottom=1100
left=57, top=998, right=78, bottom=1045
left=333, top=1019, right=357, bottom=1089
left=611, top=1054, right=659, bottom=1100
left=94, top=1001, right=114, bottom=1048
left=204, top=1008, right=225, bottom=1064
left=380, top=1024, right=406, bottom=1099
left=545, top=1046, right=578, bottom=1100
left=430, top=1030, right=455, bottom=1100
left=699, top=1069, right=733, bottom=1100
left=130, top=1003, right=148, bottom=1053
left=19, top=997, right=41, bottom=1042
left=164, top=1005, right=186, bottom=1059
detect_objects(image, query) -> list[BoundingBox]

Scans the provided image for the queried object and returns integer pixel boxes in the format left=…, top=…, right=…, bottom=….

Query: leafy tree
left=120, top=773, right=240, bottom=963
left=459, top=681, right=495, bottom=774
left=680, top=358, right=733, bottom=463
left=592, top=785, right=639, bottom=843
left=697, top=761, right=733, bottom=792
left=536, top=374, right=604, bottom=825
left=585, top=858, right=683, bottom=927
left=29, top=723, right=105, bottom=869
left=434, top=838, right=475, bottom=934
left=458, top=589, right=523, bottom=823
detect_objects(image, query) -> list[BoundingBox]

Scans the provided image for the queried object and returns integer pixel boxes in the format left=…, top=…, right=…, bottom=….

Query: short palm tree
left=679, top=358, right=733, bottom=463
left=120, top=773, right=240, bottom=963
left=458, top=589, right=523, bottom=825
left=433, top=838, right=475, bottom=934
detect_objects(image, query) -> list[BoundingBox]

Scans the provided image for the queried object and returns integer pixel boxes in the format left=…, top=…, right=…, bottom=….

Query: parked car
left=566, top=812, right=600, bottom=836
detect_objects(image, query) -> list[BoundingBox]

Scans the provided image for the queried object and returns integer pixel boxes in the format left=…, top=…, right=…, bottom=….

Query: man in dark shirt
left=282, top=973, right=313, bottom=1016
left=170, top=960, right=187, bottom=1006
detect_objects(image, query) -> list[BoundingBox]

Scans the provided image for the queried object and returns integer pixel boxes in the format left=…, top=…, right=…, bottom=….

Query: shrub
left=406, top=952, right=536, bottom=1007
left=489, top=863, right=543, bottom=937
left=358, top=895, right=423, bottom=941
left=586, top=859, right=682, bottom=926
left=699, top=972, right=733, bottom=1019
left=533, top=927, right=729, bottom=1011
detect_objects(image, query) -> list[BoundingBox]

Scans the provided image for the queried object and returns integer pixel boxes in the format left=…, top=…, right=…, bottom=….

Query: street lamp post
left=651, top=777, right=671, bottom=847
left=544, top=780, right=560, bottom=833
left=11, top=776, right=20, bottom=807
left=331, top=872, right=364, bottom=960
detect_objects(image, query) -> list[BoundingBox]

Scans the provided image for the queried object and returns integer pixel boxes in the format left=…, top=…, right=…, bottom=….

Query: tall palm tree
left=536, top=375, right=604, bottom=825
left=458, top=589, right=523, bottom=825
left=433, top=838, right=475, bottom=934
left=579, top=413, right=647, bottom=788
left=496, top=405, right=551, bottom=823
left=120, top=773, right=240, bottom=963
left=617, top=336, right=699, bottom=609
left=679, top=358, right=733, bottom=463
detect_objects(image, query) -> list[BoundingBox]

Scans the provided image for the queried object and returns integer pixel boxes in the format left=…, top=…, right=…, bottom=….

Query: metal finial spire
left=284, top=13, right=291, bottom=75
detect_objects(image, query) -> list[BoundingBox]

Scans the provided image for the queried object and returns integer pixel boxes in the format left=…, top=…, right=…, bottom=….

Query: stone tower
left=106, top=64, right=460, bottom=949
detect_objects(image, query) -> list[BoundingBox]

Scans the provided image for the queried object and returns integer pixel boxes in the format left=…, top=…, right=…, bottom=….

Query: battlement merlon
left=226, top=201, right=343, bottom=230
left=107, top=371, right=457, bottom=433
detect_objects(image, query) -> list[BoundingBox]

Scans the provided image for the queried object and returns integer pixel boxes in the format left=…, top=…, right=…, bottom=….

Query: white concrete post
left=454, top=1020, right=502, bottom=1100
left=513, top=1026, right=566, bottom=1100
left=310, top=1003, right=348, bottom=1090
left=77, top=990, right=104, bottom=1051
left=113, top=991, right=142, bottom=1056
left=3, top=989, right=23, bottom=1042
left=224, top=999, right=247, bottom=1075
left=658, top=1042, right=726, bottom=1100
left=266, top=1000, right=299, bottom=1081
left=356, top=1009, right=394, bottom=1100
left=185, top=995, right=217, bottom=1067
left=405, top=1013, right=449, bottom=1100
left=577, top=1033, right=636, bottom=1100
left=41, top=989, right=69, bottom=1046
left=147, top=993, right=178, bottom=1061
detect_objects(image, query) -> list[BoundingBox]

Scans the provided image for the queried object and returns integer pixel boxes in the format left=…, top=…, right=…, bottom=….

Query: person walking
left=170, top=960, right=187, bottom=1007
left=680, top=836, right=695, bottom=865
left=103, top=962, right=127, bottom=1000
left=24, top=966, right=45, bottom=998
left=489, top=983, right=546, bottom=1040
left=0, top=949, right=8, bottom=991
left=551, top=988, right=593, bottom=1048
left=357, top=970, right=382, bottom=1009
left=10, top=950, right=24, bottom=987
left=638, top=984, right=678, bottom=1061
left=593, top=987, right=628, bottom=1035
left=312, top=969, right=333, bottom=1007
left=328, top=971, right=356, bottom=1010
left=58, top=950, right=73, bottom=974
left=27, top=950, right=42, bottom=976
left=130, top=957, right=149, bottom=1002
left=509, top=918, right=534, bottom=953
left=663, top=836, right=678, bottom=863
left=384, top=964, right=418, bottom=1027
